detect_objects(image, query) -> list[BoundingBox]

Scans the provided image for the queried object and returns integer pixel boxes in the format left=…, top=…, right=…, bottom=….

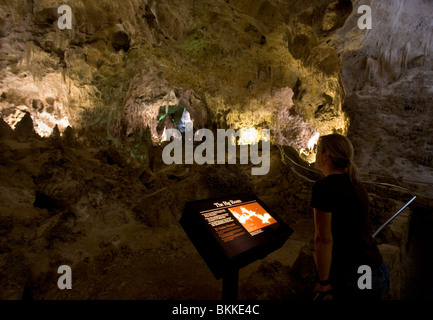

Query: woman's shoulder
left=315, top=173, right=349, bottom=184
left=312, top=175, right=333, bottom=192
left=313, top=173, right=352, bottom=191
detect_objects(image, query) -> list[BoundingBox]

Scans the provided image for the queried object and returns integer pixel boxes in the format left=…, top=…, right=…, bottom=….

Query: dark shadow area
left=403, top=206, right=433, bottom=299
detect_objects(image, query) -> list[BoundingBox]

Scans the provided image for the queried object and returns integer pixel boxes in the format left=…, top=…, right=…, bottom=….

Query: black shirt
left=310, top=174, right=383, bottom=281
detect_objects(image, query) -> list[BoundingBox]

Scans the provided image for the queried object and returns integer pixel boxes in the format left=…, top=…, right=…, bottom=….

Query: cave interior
left=0, top=0, right=433, bottom=300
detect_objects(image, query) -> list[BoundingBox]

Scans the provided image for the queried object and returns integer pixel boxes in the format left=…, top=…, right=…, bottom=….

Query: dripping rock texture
left=0, top=0, right=432, bottom=300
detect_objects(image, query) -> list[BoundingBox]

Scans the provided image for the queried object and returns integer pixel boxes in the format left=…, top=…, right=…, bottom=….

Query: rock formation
left=0, top=0, right=432, bottom=300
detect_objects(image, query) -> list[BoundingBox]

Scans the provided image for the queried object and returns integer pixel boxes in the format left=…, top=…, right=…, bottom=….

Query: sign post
left=222, top=266, right=239, bottom=301
left=180, top=193, right=293, bottom=300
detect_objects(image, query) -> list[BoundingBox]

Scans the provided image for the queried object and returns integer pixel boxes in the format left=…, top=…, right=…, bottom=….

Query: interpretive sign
left=180, top=194, right=293, bottom=279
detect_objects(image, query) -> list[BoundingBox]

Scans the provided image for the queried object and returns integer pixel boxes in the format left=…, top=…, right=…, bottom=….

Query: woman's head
left=315, top=134, right=360, bottom=185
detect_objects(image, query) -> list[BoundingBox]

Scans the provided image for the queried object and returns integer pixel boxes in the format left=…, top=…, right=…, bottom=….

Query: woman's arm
left=314, top=208, right=333, bottom=292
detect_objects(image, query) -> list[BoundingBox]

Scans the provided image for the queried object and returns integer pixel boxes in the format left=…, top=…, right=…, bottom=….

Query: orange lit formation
left=229, top=203, right=277, bottom=234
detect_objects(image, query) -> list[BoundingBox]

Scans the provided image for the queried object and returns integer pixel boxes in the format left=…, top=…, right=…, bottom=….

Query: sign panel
left=180, top=194, right=293, bottom=279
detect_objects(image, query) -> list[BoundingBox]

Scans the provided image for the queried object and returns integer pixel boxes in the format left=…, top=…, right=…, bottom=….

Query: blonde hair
left=317, top=134, right=361, bottom=185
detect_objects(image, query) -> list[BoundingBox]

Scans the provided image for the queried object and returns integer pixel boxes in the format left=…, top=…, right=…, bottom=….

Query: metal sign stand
left=372, top=196, right=417, bottom=238
left=222, top=266, right=239, bottom=300
left=180, top=194, right=292, bottom=301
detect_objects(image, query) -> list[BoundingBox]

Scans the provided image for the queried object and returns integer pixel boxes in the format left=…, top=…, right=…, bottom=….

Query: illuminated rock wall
left=1, top=0, right=352, bottom=160
left=335, top=0, right=433, bottom=197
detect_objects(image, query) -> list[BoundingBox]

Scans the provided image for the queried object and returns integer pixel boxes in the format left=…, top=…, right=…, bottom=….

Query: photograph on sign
left=228, top=202, right=278, bottom=235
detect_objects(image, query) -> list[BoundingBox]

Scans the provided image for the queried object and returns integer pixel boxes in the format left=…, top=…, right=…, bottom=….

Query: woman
left=310, top=134, right=390, bottom=300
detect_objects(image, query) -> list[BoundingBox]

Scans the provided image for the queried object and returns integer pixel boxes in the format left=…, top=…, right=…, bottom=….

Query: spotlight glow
left=308, top=132, right=320, bottom=150
left=239, top=128, right=260, bottom=145
left=300, top=131, right=320, bottom=163
left=34, top=111, right=71, bottom=137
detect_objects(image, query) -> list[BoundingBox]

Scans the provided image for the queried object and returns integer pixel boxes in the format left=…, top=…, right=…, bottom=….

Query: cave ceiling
left=0, top=0, right=432, bottom=187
